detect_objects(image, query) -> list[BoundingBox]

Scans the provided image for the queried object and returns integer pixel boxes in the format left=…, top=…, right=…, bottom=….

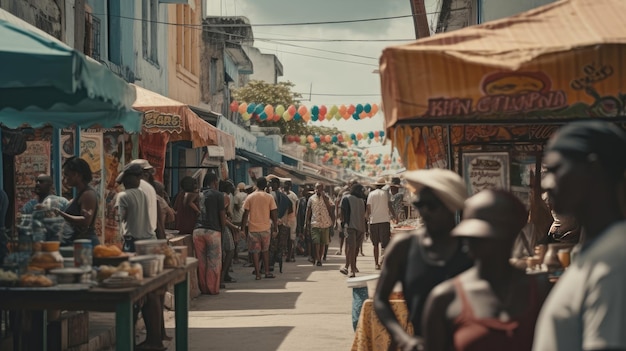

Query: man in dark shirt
left=194, top=172, right=226, bottom=295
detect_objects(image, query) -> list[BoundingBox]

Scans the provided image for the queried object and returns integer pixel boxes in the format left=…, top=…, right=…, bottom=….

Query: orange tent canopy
left=381, top=0, right=626, bottom=130
left=132, top=84, right=218, bottom=148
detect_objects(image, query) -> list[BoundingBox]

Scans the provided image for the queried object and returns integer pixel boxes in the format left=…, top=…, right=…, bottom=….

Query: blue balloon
left=294, top=113, right=302, bottom=121
left=364, top=103, right=372, bottom=113
left=353, top=113, right=360, bottom=120
left=356, top=104, right=364, bottom=114
left=311, top=106, right=320, bottom=116
left=314, top=135, right=321, bottom=143
left=259, top=112, right=268, bottom=120
left=380, top=131, right=385, bottom=138
left=368, top=131, right=375, bottom=139
left=312, top=114, right=319, bottom=122
left=350, top=133, right=356, bottom=141
left=247, top=103, right=256, bottom=114
left=331, top=135, right=338, bottom=143
left=255, top=104, right=264, bottom=114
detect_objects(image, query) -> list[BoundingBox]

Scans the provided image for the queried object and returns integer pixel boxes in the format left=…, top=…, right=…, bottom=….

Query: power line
left=254, top=43, right=378, bottom=60
left=294, top=92, right=381, bottom=97
left=253, top=47, right=378, bottom=67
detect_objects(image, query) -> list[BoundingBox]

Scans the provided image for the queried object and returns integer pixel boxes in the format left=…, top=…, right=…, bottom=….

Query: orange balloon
left=310, top=142, right=317, bottom=150
left=357, top=133, right=363, bottom=141
left=264, top=105, right=274, bottom=116
left=324, top=135, right=331, bottom=143
left=371, top=104, right=379, bottom=115
left=338, top=105, right=347, bottom=115
left=302, top=112, right=311, bottom=122
left=298, top=105, right=308, bottom=116
left=342, top=112, right=350, bottom=120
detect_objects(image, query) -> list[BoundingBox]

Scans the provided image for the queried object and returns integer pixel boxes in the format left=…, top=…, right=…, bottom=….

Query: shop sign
left=462, top=152, right=510, bottom=195
left=423, top=64, right=625, bottom=120
left=143, top=110, right=183, bottom=133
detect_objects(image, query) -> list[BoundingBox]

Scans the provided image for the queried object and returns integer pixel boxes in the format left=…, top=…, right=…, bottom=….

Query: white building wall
left=243, top=46, right=279, bottom=84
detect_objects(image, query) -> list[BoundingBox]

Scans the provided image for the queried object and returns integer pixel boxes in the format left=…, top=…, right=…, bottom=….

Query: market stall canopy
left=0, top=10, right=141, bottom=131
left=381, top=0, right=626, bottom=132
left=132, top=84, right=218, bottom=148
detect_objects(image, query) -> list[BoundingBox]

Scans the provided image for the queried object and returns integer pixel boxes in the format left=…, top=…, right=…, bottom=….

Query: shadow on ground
left=167, top=326, right=294, bottom=351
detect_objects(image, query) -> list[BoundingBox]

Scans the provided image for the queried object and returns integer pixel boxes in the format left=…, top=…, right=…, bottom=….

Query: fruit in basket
left=94, top=244, right=123, bottom=258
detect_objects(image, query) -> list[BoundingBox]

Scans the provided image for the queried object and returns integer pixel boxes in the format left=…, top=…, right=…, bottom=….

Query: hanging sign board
left=142, top=110, right=183, bottom=133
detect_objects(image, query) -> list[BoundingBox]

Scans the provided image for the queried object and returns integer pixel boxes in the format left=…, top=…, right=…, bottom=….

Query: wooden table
left=0, top=258, right=198, bottom=351
left=351, top=298, right=414, bottom=351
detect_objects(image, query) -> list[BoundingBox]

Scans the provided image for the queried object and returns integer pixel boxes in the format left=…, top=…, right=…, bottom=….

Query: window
left=107, top=0, right=121, bottom=64
left=209, top=58, right=218, bottom=95
left=176, top=4, right=198, bottom=77
left=84, top=12, right=101, bottom=61
left=142, top=0, right=159, bottom=65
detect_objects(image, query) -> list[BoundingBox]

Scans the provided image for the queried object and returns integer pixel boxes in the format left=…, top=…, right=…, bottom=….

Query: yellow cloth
left=351, top=299, right=414, bottom=351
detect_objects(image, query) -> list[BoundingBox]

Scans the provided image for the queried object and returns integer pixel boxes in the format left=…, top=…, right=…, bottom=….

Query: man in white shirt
left=284, top=180, right=299, bottom=262
left=128, top=159, right=164, bottom=239
left=533, top=121, right=626, bottom=351
left=115, top=164, right=155, bottom=249
left=366, top=177, right=395, bottom=270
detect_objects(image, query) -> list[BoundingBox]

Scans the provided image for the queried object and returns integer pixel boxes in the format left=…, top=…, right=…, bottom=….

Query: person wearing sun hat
left=373, top=168, right=473, bottom=350
left=366, top=177, right=396, bottom=269
left=422, top=189, right=551, bottom=351
left=389, top=177, right=405, bottom=223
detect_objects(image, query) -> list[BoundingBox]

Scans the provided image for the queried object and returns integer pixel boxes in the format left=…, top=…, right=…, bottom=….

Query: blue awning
left=0, top=10, right=141, bottom=131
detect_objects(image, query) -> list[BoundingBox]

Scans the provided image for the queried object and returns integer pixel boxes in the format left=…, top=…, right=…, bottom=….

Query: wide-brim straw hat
left=371, top=177, right=387, bottom=186
left=403, top=169, right=468, bottom=212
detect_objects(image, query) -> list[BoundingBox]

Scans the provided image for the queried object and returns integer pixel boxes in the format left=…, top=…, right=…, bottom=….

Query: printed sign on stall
left=462, top=152, right=510, bottom=195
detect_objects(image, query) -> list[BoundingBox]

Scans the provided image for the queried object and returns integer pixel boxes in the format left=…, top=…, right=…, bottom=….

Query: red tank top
left=452, top=277, right=540, bottom=351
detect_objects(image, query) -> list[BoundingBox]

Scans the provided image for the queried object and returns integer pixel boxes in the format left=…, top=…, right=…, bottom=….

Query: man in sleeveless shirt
left=374, top=169, right=472, bottom=350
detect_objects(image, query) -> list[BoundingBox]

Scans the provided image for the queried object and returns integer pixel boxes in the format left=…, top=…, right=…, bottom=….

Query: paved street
left=164, top=241, right=378, bottom=351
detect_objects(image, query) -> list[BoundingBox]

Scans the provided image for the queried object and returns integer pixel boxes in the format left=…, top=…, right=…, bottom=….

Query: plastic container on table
left=74, top=239, right=93, bottom=268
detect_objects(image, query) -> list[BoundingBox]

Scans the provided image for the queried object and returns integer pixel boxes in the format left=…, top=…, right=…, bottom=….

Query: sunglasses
left=412, top=200, right=442, bottom=212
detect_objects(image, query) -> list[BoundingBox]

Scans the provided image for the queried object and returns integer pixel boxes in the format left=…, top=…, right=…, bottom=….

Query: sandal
left=349, top=273, right=356, bottom=278
left=265, top=273, right=276, bottom=279
left=255, top=276, right=262, bottom=280
left=339, top=267, right=349, bottom=275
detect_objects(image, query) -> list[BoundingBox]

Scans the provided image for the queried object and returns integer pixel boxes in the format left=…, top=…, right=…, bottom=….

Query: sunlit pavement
left=164, top=240, right=378, bottom=351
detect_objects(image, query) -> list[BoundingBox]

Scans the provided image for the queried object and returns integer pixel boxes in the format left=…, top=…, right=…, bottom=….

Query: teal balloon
left=380, top=131, right=385, bottom=138
left=314, top=135, right=321, bottom=143
left=294, top=113, right=302, bottom=121
left=311, top=106, right=319, bottom=116
left=350, top=133, right=356, bottom=141
left=353, top=113, right=360, bottom=120
left=356, top=104, right=363, bottom=114
left=312, top=114, right=318, bottom=121
left=259, top=112, right=268, bottom=120
left=368, top=131, right=375, bottom=139
left=367, top=139, right=372, bottom=145
left=364, top=103, right=372, bottom=113
left=255, top=104, right=264, bottom=114
left=331, top=135, right=338, bottom=143
left=247, top=103, right=256, bottom=114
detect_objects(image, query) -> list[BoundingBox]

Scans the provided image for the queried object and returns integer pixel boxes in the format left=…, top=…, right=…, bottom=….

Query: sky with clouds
left=205, top=0, right=440, bottom=155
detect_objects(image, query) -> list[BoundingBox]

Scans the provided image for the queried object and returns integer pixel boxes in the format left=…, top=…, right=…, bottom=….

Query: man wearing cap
left=115, top=164, right=155, bottom=251
left=366, top=177, right=395, bottom=270
left=533, top=121, right=626, bottom=351
left=423, top=190, right=551, bottom=351
left=114, top=163, right=166, bottom=350
left=374, top=169, right=472, bottom=350
left=128, top=159, right=164, bottom=239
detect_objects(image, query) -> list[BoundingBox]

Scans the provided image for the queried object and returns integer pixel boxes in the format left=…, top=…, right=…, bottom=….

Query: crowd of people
left=372, top=120, right=626, bottom=351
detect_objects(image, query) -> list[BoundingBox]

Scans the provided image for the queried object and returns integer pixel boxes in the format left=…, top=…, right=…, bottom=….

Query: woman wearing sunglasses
left=374, top=169, right=473, bottom=351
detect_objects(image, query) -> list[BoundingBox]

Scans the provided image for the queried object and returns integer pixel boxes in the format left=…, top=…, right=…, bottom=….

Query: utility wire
left=254, top=43, right=378, bottom=60
left=93, top=8, right=466, bottom=29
